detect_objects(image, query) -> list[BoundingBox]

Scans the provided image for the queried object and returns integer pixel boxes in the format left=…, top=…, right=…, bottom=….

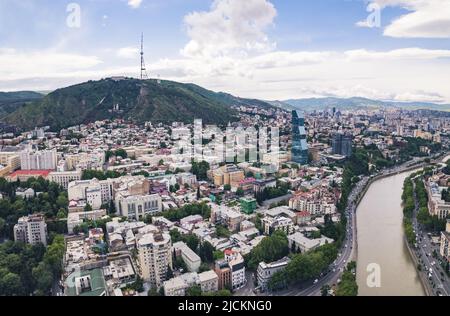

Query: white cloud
left=365, top=0, right=450, bottom=38
left=127, top=0, right=143, bottom=9
left=181, top=0, right=277, bottom=58
left=345, top=48, right=450, bottom=61
left=394, top=91, right=445, bottom=103
left=0, top=49, right=103, bottom=81
left=117, top=47, right=139, bottom=59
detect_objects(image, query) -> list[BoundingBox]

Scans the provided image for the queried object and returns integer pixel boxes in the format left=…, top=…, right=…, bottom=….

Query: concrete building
left=49, top=170, right=82, bottom=189
left=137, top=232, right=172, bottom=289
left=213, top=165, right=245, bottom=188
left=257, top=257, right=291, bottom=292
left=116, top=193, right=162, bottom=220
left=65, top=268, right=107, bottom=296
left=331, top=132, right=353, bottom=158
left=20, top=149, right=57, bottom=170
left=288, top=232, right=334, bottom=253
left=13, top=214, right=48, bottom=246
left=210, top=204, right=244, bottom=233
left=173, top=241, right=201, bottom=272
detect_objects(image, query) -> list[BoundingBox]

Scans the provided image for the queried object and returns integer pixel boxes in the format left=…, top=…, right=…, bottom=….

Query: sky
left=0, top=0, right=450, bottom=103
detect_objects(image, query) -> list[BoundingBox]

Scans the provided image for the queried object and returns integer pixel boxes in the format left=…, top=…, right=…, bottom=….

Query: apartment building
left=49, top=170, right=82, bottom=189
left=257, top=257, right=291, bottom=292
left=13, top=214, right=48, bottom=246
left=20, top=149, right=57, bottom=170
left=137, top=232, right=172, bottom=289
left=173, top=241, right=201, bottom=272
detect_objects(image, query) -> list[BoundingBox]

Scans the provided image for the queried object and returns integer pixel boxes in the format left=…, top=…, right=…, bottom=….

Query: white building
left=224, top=250, right=246, bottom=291
left=173, top=241, right=201, bottom=272
left=115, top=193, right=162, bottom=220
left=20, top=149, right=57, bottom=170
left=256, top=257, right=290, bottom=292
left=49, top=170, right=82, bottom=189
left=14, top=214, right=48, bottom=246
left=288, top=232, right=334, bottom=253
left=137, top=232, right=172, bottom=289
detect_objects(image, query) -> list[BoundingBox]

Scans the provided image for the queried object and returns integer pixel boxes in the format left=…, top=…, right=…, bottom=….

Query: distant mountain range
left=1, top=78, right=275, bottom=131
left=276, top=97, right=450, bottom=112
left=2, top=81, right=450, bottom=132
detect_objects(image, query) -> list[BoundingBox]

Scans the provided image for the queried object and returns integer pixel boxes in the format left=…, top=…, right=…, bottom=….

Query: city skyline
left=1, top=0, right=450, bottom=103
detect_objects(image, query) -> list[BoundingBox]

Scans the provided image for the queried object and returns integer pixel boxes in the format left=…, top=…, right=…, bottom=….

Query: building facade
left=291, top=110, right=309, bottom=165
left=137, top=232, right=172, bottom=289
left=13, top=214, right=48, bottom=246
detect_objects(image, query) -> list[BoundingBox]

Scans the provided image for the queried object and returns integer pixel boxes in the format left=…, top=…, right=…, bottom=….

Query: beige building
left=137, top=232, right=172, bottom=289
left=49, top=170, right=82, bottom=189
left=213, top=165, right=244, bottom=188
left=0, top=152, right=20, bottom=177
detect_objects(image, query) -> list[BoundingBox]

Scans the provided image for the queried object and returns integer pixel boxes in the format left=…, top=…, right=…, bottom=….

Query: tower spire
left=140, top=33, right=148, bottom=80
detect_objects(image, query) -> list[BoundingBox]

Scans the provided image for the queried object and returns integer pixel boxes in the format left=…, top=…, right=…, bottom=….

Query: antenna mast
left=140, top=33, right=148, bottom=80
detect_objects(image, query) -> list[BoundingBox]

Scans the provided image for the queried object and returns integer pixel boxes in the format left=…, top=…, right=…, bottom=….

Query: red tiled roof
left=9, top=170, right=52, bottom=177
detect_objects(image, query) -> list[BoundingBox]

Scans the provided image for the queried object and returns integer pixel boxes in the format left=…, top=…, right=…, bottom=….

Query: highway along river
left=356, top=170, right=426, bottom=296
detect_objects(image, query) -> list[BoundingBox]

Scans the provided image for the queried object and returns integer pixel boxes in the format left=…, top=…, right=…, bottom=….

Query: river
left=356, top=170, right=426, bottom=296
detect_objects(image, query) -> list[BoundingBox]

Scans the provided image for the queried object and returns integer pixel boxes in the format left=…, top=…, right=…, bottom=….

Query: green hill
left=3, top=78, right=270, bottom=131
left=0, top=91, right=43, bottom=119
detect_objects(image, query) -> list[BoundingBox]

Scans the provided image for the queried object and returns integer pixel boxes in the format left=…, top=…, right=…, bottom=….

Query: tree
left=199, top=263, right=211, bottom=273
left=186, top=285, right=202, bottom=296
left=223, top=184, right=231, bottom=191
left=191, top=161, right=210, bottom=181
left=0, top=272, right=22, bottom=296
left=32, top=262, right=54, bottom=295
left=148, top=288, right=161, bottom=296
left=185, top=234, right=200, bottom=252
left=247, top=231, right=289, bottom=270
left=84, top=204, right=93, bottom=213
left=0, top=218, right=5, bottom=237
left=321, top=285, right=331, bottom=296
left=199, top=241, right=215, bottom=263
left=236, top=188, right=245, bottom=197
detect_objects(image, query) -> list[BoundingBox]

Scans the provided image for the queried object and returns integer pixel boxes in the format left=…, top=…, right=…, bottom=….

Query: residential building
left=331, top=132, right=353, bottom=158
left=173, top=241, right=201, bottom=272
left=257, top=257, right=291, bottom=292
left=240, top=197, right=257, bottom=215
left=13, top=214, right=48, bottom=246
left=137, top=232, right=172, bottom=289
left=20, top=149, right=57, bottom=170
left=288, top=232, right=334, bottom=253
left=49, top=170, right=82, bottom=189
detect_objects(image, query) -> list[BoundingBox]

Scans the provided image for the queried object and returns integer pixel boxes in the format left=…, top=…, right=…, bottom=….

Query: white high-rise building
left=20, top=149, right=57, bottom=170
left=14, top=214, right=48, bottom=246
left=137, top=232, right=172, bottom=289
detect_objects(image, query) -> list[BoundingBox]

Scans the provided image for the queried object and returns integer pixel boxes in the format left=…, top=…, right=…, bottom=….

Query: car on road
left=314, top=279, right=319, bottom=284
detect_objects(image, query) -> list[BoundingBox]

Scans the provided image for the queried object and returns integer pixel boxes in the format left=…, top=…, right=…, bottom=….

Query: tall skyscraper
left=331, top=132, right=353, bottom=158
left=291, top=110, right=309, bottom=165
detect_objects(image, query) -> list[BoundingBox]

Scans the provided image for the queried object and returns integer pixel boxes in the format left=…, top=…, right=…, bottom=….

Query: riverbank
left=404, top=235, right=433, bottom=296
left=354, top=159, right=437, bottom=296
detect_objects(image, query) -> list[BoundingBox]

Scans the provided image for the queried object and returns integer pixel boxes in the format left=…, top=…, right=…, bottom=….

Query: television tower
left=140, top=33, right=148, bottom=80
